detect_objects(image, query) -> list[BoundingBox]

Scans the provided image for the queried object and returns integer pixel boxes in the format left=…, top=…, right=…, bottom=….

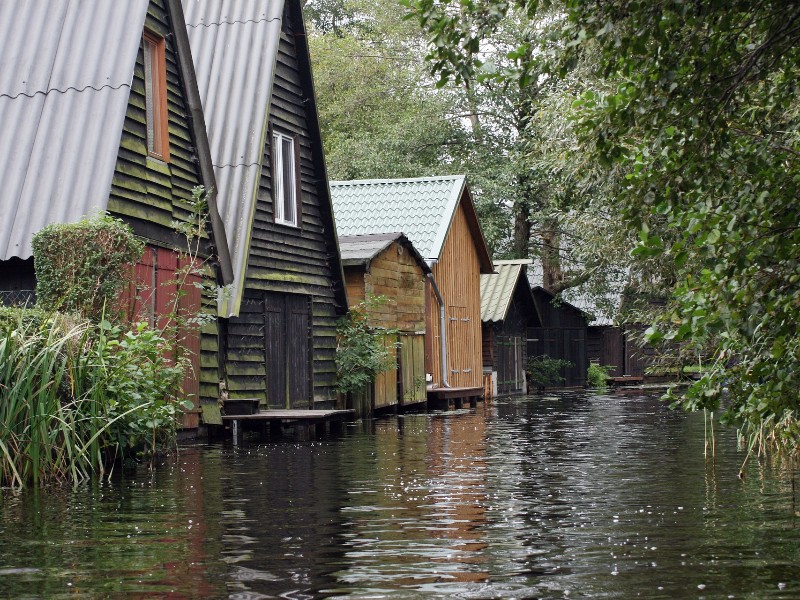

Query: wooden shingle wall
left=107, top=0, right=221, bottom=408
left=362, top=242, right=426, bottom=332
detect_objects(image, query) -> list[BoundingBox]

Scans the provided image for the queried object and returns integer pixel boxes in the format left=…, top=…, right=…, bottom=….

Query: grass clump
left=0, top=307, right=186, bottom=488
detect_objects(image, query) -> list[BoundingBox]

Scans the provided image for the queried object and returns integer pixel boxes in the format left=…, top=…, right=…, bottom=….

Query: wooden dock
left=608, top=376, right=644, bottom=387
left=427, top=386, right=484, bottom=410
left=222, top=409, right=354, bottom=443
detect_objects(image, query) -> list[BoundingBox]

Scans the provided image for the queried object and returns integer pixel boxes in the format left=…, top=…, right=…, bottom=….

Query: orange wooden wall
left=425, top=201, right=483, bottom=389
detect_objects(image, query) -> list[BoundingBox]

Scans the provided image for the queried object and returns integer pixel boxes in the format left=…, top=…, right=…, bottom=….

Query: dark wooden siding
left=106, top=0, right=220, bottom=409
left=485, top=279, right=537, bottom=394
left=225, top=5, right=343, bottom=406
left=529, top=288, right=587, bottom=387
left=588, top=325, right=624, bottom=377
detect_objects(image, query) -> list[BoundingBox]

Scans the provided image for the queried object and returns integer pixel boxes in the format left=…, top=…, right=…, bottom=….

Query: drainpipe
left=427, top=273, right=450, bottom=388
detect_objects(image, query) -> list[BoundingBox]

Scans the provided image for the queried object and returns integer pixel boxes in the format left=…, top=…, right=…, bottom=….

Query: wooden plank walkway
left=608, top=376, right=644, bottom=387
left=222, top=409, right=355, bottom=444
left=427, top=386, right=484, bottom=410
left=221, top=409, right=354, bottom=422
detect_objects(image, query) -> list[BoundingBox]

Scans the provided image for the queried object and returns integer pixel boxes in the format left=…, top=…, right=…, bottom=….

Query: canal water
left=1, top=391, right=799, bottom=599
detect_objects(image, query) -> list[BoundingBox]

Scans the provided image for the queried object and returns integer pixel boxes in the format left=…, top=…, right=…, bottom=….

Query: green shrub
left=0, top=308, right=187, bottom=488
left=32, top=214, right=144, bottom=320
left=335, top=296, right=398, bottom=395
left=526, top=354, right=573, bottom=391
left=587, top=362, right=614, bottom=390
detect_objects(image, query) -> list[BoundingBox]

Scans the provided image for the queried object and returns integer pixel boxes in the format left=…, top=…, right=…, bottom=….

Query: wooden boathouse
left=529, top=286, right=590, bottom=388
left=481, top=260, right=541, bottom=396
left=339, top=232, right=430, bottom=414
left=331, top=176, right=494, bottom=408
left=183, top=0, right=349, bottom=416
left=0, top=0, right=234, bottom=428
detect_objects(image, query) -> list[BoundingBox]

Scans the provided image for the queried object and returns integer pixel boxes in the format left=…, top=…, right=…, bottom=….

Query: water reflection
left=2, top=392, right=800, bottom=599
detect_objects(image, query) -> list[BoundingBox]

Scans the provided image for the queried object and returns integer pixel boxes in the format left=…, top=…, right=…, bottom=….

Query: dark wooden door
left=264, top=292, right=311, bottom=409
left=286, top=293, right=310, bottom=406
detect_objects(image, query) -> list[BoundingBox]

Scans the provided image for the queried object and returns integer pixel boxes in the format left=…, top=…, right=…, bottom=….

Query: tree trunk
left=540, top=220, right=562, bottom=292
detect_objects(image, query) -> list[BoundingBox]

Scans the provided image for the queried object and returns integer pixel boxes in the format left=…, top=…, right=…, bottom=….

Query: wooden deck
left=608, top=376, right=644, bottom=387
left=222, top=409, right=355, bottom=443
left=427, top=386, right=484, bottom=410
left=221, top=409, right=354, bottom=422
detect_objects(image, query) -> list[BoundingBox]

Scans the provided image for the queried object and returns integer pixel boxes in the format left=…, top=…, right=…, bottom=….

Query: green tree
left=307, top=0, right=466, bottom=181
left=310, top=0, right=634, bottom=294
left=407, top=0, right=800, bottom=458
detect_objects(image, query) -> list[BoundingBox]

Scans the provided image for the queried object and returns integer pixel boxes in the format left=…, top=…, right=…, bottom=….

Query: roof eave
left=288, top=0, right=348, bottom=314
left=167, top=0, right=233, bottom=285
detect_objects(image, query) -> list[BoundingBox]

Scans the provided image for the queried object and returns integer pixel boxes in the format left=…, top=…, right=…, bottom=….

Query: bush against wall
left=32, top=215, right=144, bottom=320
left=0, top=308, right=187, bottom=488
left=526, top=354, right=573, bottom=391
left=335, top=296, right=398, bottom=396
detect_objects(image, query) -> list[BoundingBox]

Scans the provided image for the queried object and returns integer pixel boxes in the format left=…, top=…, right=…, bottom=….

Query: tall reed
left=0, top=311, right=107, bottom=487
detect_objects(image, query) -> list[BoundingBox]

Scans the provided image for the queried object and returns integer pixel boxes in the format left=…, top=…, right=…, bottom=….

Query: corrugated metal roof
left=338, top=232, right=432, bottom=273
left=0, top=0, right=150, bottom=260
left=330, top=176, right=467, bottom=261
left=182, top=0, right=284, bottom=317
left=481, top=259, right=532, bottom=322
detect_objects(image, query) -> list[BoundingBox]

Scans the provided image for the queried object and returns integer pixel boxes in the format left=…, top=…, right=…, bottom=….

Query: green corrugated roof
left=481, top=259, right=532, bottom=322
left=330, top=176, right=466, bottom=261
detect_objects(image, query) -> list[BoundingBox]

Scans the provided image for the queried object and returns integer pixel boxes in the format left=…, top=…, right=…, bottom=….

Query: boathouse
left=529, top=287, right=589, bottom=388
left=481, top=260, right=541, bottom=396
left=0, top=0, right=234, bottom=427
left=182, top=0, right=348, bottom=412
left=331, top=176, right=494, bottom=405
left=339, top=232, right=430, bottom=413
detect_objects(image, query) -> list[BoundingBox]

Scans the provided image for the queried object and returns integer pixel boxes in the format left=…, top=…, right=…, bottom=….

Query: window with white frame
left=273, top=131, right=298, bottom=226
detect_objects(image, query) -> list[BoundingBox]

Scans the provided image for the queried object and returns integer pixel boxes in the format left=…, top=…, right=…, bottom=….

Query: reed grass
left=0, top=309, right=181, bottom=488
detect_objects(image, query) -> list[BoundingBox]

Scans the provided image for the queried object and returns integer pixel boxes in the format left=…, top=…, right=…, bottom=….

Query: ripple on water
left=2, top=393, right=800, bottom=598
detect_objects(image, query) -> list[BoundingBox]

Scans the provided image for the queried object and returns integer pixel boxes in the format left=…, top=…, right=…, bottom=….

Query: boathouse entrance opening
left=264, top=292, right=312, bottom=409
left=226, top=291, right=312, bottom=409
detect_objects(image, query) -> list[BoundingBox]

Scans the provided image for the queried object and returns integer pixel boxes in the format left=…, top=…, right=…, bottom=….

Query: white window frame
left=273, top=131, right=298, bottom=227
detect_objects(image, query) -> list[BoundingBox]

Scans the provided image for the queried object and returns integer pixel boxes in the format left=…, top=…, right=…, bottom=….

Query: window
left=272, top=131, right=299, bottom=226
left=143, top=32, right=169, bottom=161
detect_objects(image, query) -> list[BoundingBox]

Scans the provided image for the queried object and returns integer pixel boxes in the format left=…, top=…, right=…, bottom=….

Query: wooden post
left=232, top=419, right=239, bottom=445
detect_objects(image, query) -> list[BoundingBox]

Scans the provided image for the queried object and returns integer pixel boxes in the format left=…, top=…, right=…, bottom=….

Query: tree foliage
left=407, top=0, right=800, bottom=457
left=309, top=0, right=634, bottom=300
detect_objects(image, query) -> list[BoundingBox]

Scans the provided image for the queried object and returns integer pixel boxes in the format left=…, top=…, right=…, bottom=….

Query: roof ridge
left=330, top=175, right=465, bottom=186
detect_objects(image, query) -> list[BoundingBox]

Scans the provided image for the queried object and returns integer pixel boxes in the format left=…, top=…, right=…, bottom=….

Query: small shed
left=183, top=0, right=348, bottom=411
left=480, top=260, right=541, bottom=396
left=339, top=233, right=430, bottom=412
left=331, top=176, right=494, bottom=402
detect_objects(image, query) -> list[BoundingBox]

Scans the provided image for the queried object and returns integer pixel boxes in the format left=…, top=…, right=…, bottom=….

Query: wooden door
left=398, top=333, right=426, bottom=405
left=264, top=292, right=311, bottom=409
left=374, top=335, right=398, bottom=409
left=264, top=293, right=286, bottom=408
left=286, top=293, right=311, bottom=407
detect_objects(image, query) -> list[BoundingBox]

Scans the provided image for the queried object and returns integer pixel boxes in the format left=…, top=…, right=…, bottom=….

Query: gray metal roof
left=183, top=0, right=285, bottom=316
left=338, top=232, right=431, bottom=273
left=0, top=0, right=149, bottom=261
left=481, top=259, right=533, bottom=323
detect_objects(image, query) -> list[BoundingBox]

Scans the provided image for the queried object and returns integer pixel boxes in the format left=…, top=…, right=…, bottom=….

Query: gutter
left=427, top=272, right=450, bottom=388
